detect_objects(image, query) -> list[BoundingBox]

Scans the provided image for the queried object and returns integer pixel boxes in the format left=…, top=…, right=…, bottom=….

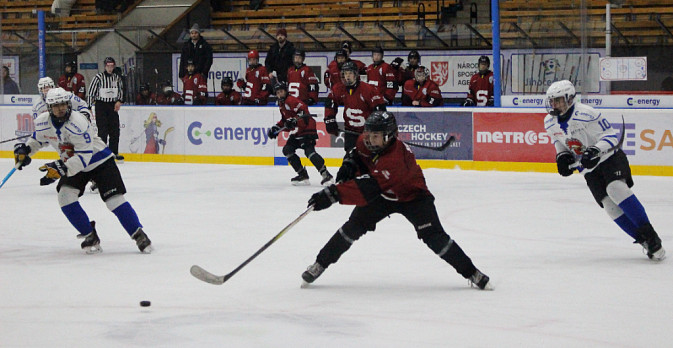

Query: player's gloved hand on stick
left=463, top=98, right=475, bottom=107
left=284, top=117, right=297, bottom=130
left=39, top=160, right=67, bottom=179
left=308, top=185, right=339, bottom=211
left=556, top=151, right=575, bottom=177
left=325, top=118, right=339, bottom=136
left=40, top=176, right=57, bottom=186
left=336, top=153, right=358, bottom=183
left=13, top=143, right=32, bottom=170
left=268, top=125, right=281, bottom=139
left=390, top=57, right=404, bottom=70
left=236, top=78, right=246, bottom=89
left=581, top=146, right=601, bottom=169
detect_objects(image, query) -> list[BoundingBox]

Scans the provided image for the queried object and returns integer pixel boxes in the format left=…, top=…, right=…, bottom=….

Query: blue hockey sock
left=112, top=202, right=143, bottom=236
left=614, top=214, right=638, bottom=239
left=617, top=195, right=650, bottom=228
left=61, top=202, right=93, bottom=235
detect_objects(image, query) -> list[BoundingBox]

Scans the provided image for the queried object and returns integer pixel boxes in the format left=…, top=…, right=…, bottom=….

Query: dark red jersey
left=402, top=79, right=444, bottom=107
left=156, top=92, right=184, bottom=105
left=286, top=64, right=319, bottom=104
left=400, top=64, right=419, bottom=86
left=276, top=95, right=317, bottom=138
left=365, top=61, right=397, bottom=104
left=58, top=73, right=86, bottom=99
left=241, top=64, right=271, bottom=105
left=135, top=92, right=157, bottom=105
left=325, top=81, right=386, bottom=134
left=466, top=70, right=494, bottom=106
left=324, top=59, right=366, bottom=89
left=182, top=73, right=208, bottom=105
left=215, top=90, right=241, bottom=105
left=336, top=137, right=431, bottom=206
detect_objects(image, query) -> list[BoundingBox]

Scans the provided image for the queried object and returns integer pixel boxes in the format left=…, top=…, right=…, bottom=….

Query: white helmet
left=545, top=80, right=575, bottom=116
left=37, top=77, right=55, bottom=99
left=45, top=87, right=72, bottom=116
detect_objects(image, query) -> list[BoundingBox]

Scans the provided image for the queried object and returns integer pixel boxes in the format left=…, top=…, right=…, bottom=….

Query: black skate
left=469, top=269, right=494, bottom=290
left=301, top=262, right=325, bottom=287
left=131, top=228, right=153, bottom=253
left=635, top=223, right=666, bottom=261
left=320, top=170, right=334, bottom=186
left=77, top=221, right=102, bottom=254
left=291, top=168, right=310, bottom=186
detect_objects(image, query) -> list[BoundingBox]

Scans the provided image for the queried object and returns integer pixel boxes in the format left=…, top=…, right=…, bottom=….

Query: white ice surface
left=1, top=159, right=671, bottom=347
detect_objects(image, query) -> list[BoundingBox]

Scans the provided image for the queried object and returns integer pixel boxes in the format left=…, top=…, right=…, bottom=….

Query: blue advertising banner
left=395, top=111, right=473, bottom=160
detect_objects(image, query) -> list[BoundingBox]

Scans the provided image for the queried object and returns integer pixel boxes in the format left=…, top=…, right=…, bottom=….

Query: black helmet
left=364, top=111, right=398, bottom=153
left=335, top=49, right=348, bottom=59
left=274, top=81, right=288, bottom=93
left=104, top=56, right=115, bottom=65
left=294, top=49, right=306, bottom=60
left=65, top=60, right=77, bottom=73
left=341, top=41, right=352, bottom=54
left=478, top=55, right=490, bottom=73
left=221, top=77, right=233, bottom=87
left=340, top=61, right=359, bottom=86
left=408, top=50, right=421, bottom=61
left=186, top=59, right=195, bottom=66
left=139, top=83, right=149, bottom=92
left=372, top=47, right=384, bottom=56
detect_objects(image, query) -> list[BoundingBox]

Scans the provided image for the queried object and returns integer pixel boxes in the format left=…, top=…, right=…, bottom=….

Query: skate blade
left=139, top=245, right=154, bottom=254
left=321, top=179, right=334, bottom=186
left=300, top=281, right=311, bottom=288
left=83, top=245, right=102, bottom=254
left=291, top=180, right=310, bottom=186
left=649, top=247, right=666, bottom=261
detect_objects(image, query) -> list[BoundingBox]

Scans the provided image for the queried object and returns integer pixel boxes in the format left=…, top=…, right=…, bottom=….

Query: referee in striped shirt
left=88, top=57, right=125, bottom=161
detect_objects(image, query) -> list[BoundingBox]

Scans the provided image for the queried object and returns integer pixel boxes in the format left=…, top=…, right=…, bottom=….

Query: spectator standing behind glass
left=156, top=81, right=184, bottom=105
left=464, top=55, right=494, bottom=107
left=87, top=57, right=125, bottom=162
left=402, top=66, right=443, bottom=107
left=2, top=66, right=21, bottom=94
left=179, top=24, right=213, bottom=81
left=215, top=77, right=241, bottom=105
left=135, top=83, right=157, bottom=105
left=265, top=28, right=295, bottom=84
left=237, top=50, right=271, bottom=105
left=58, top=61, right=86, bottom=99
left=181, top=59, right=208, bottom=105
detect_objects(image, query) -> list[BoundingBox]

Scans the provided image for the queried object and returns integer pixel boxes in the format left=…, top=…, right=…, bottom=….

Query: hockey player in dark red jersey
left=215, top=77, right=241, bottom=105
left=464, top=55, right=494, bottom=107
left=238, top=49, right=272, bottom=105
left=156, top=81, right=184, bottom=105
left=324, top=45, right=367, bottom=90
left=286, top=49, right=319, bottom=105
left=268, top=82, right=333, bottom=186
left=135, top=83, right=157, bottom=105
left=340, top=41, right=366, bottom=73
left=58, top=60, right=86, bottom=100
left=301, top=111, right=493, bottom=290
left=182, top=59, right=208, bottom=105
left=365, top=47, right=398, bottom=105
left=325, top=61, right=387, bottom=152
left=399, top=50, right=421, bottom=86
left=402, top=66, right=444, bottom=107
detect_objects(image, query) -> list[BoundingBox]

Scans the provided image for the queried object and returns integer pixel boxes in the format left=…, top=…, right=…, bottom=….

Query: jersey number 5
left=243, top=82, right=254, bottom=98
left=288, top=82, right=301, bottom=97
left=476, top=90, right=489, bottom=106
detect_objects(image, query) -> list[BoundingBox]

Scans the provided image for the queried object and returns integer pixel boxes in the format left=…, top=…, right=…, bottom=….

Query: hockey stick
left=0, top=134, right=30, bottom=144
left=0, top=165, right=19, bottom=190
left=190, top=205, right=315, bottom=285
left=341, top=129, right=455, bottom=151
left=570, top=115, right=625, bottom=170
left=161, top=127, right=175, bottom=154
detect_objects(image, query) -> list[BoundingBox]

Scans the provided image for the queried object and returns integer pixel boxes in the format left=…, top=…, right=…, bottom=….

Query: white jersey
left=26, top=110, right=113, bottom=176
left=32, top=94, right=92, bottom=120
left=544, top=102, right=620, bottom=174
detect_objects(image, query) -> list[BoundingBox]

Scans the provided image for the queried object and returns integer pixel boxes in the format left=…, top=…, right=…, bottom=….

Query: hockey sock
left=286, top=154, right=303, bottom=173
left=601, top=196, right=638, bottom=240
left=112, top=202, right=143, bottom=236
left=617, top=195, right=650, bottom=229
left=61, top=202, right=93, bottom=235
left=306, top=149, right=326, bottom=171
left=614, top=214, right=638, bottom=239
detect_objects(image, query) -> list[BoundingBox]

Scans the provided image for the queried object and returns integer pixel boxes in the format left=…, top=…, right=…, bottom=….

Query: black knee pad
left=417, top=227, right=451, bottom=255
left=282, top=144, right=297, bottom=157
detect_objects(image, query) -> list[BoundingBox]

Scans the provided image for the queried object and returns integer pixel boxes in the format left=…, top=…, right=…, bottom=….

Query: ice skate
left=291, top=168, right=310, bottom=186
left=320, top=170, right=334, bottom=186
left=77, top=221, right=102, bottom=254
left=131, top=228, right=153, bottom=253
left=635, top=223, right=665, bottom=261
left=468, top=269, right=494, bottom=290
left=301, top=262, right=325, bottom=287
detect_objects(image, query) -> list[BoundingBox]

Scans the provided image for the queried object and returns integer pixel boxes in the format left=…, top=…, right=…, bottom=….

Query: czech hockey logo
left=430, top=62, right=449, bottom=86
left=566, top=138, right=584, bottom=155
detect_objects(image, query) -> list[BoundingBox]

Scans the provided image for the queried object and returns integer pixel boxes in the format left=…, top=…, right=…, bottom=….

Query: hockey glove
left=306, top=98, right=316, bottom=106
left=308, top=185, right=339, bottom=211
left=581, top=146, right=601, bottom=169
left=13, top=143, right=32, bottom=170
left=236, top=78, right=246, bottom=89
left=325, top=118, right=339, bottom=136
left=390, top=57, right=404, bottom=70
left=556, top=151, right=575, bottom=177
left=40, top=176, right=57, bottom=186
left=336, top=152, right=358, bottom=183
left=268, top=125, right=281, bottom=139
left=284, top=117, right=297, bottom=130
left=463, top=98, right=475, bottom=107
left=39, top=160, right=68, bottom=179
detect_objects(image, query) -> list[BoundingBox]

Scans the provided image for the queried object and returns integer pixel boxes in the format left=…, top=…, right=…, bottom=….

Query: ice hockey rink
left=1, top=158, right=671, bottom=347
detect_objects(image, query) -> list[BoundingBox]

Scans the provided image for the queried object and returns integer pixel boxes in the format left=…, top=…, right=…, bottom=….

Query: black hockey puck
left=140, top=300, right=151, bottom=307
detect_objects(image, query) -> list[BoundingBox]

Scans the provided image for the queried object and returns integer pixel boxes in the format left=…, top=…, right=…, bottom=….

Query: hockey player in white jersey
left=544, top=80, right=664, bottom=260
left=33, top=77, right=92, bottom=121
left=13, top=88, right=152, bottom=254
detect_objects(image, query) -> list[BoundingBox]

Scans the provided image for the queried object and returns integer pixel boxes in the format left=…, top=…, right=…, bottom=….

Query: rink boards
left=1, top=105, right=672, bottom=176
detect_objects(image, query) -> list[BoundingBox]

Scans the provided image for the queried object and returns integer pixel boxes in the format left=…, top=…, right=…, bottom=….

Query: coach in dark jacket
left=179, top=23, right=213, bottom=80
left=265, top=28, right=295, bottom=83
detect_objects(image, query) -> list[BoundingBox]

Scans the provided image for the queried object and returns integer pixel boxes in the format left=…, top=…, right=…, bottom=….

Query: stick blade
left=439, top=136, right=456, bottom=150
left=190, top=265, right=225, bottom=285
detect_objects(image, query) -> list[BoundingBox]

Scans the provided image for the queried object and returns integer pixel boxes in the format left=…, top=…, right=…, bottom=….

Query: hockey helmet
left=363, top=111, right=398, bottom=153
left=414, top=66, right=429, bottom=82
left=65, top=60, right=77, bottom=73
left=247, top=49, right=260, bottom=60
left=45, top=87, right=72, bottom=118
left=37, top=77, right=55, bottom=99
left=340, top=61, right=359, bottom=86
left=221, top=77, right=233, bottom=87
left=408, top=50, right=421, bottom=62
left=104, top=56, right=116, bottom=65
left=545, top=80, right=576, bottom=116
left=478, top=55, right=490, bottom=74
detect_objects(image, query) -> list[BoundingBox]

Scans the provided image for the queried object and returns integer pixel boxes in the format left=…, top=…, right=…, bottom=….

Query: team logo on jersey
left=566, top=138, right=584, bottom=155
left=430, top=62, right=449, bottom=86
